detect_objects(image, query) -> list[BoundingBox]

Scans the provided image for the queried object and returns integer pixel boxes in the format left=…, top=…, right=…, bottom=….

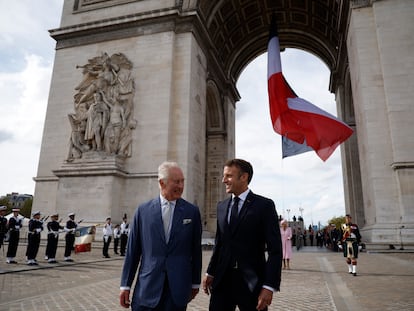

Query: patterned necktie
left=230, top=196, right=240, bottom=228
left=162, top=201, right=173, bottom=240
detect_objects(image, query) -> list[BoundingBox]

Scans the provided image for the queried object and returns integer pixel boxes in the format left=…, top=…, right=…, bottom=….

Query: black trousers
left=0, top=233, right=4, bottom=249
left=27, top=233, right=41, bottom=260
left=120, top=233, right=128, bottom=255
left=7, top=230, right=20, bottom=257
left=103, top=236, right=112, bottom=256
left=209, top=268, right=265, bottom=311
left=46, top=233, right=59, bottom=259
left=64, top=233, right=75, bottom=257
left=114, top=237, right=119, bottom=253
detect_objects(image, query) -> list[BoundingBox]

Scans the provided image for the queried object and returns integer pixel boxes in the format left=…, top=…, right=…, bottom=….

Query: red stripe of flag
left=267, top=14, right=353, bottom=161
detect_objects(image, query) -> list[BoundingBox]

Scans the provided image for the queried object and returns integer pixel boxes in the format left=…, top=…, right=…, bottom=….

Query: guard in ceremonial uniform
left=102, top=217, right=112, bottom=258
left=119, top=215, right=129, bottom=256
left=341, top=214, right=362, bottom=276
left=113, top=224, right=121, bottom=255
left=6, top=208, right=22, bottom=264
left=64, top=212, right=77, bottom=262
left=26, top=211, right=44, bottom=265
left=0, top=206, right=8, bottom=253
left=46, top=213, right=63, bottom=263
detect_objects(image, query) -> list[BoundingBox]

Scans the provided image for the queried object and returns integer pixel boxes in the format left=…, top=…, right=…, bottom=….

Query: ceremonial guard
left=341, top=214, right=362, bottom=276
left=102, top=217, right=112, bottom=258
left=45, top=213, right=63, bottom=263
left=0, top=206, right=8, bottom=253
left=26, top=211, right=44, bottom=265
left=119, top=215, right=129, bottom=256
left=6, top=208, right=22, bottom=264
left=113, top=224, right=121, bottom=255
left=64, top=213, right=78, bottom=262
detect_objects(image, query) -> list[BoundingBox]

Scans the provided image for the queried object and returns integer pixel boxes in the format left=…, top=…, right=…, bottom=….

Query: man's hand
left=202, top=275, right=214, bottom=295
left=119, top=290, right=131, bottom=308
left=189, top=288, right=199, bottom=301
left=256, top=288, right=273, bottom=310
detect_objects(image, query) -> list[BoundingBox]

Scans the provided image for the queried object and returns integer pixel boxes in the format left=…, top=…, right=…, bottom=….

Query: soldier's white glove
left=36, top=228, right=42, bottom=233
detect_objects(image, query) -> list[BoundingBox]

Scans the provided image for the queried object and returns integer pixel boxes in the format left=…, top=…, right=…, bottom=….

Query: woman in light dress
left=280, top=219, right=292, bottom=269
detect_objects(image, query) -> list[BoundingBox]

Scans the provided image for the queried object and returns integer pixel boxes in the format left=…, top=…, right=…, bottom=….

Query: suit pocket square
left=183, top=219, right=192, bottom=225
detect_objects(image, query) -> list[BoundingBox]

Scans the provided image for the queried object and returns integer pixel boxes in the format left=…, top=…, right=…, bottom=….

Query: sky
left=0, top=0, right=347, bottom=227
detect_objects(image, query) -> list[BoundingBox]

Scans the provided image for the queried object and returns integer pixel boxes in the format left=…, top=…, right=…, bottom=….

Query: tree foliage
left=20, top=198, right=33, bottom=218
left=327, top=215, right=346, bottom=229
left=0, top=196, right=32, bottom=218
left=0, top=198, right=11, bottom=210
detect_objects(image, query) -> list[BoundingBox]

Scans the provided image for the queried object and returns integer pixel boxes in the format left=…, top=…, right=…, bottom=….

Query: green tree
left=327, top=215, right=346, bottom=229
left=20, top=198, right=33, bottom=218
left=0, top=198, right=12, bottom=213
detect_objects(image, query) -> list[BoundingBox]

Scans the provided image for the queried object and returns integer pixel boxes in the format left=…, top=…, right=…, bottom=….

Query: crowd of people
left=280, top=223, right=353, bottom=252
left=0, top=206, right=131, bottom=265
left=278, top=215, right=362, bottom=276
left=101, top=215, right=130, bottom=258
left=1, top=158, right=363, bottom=310
left=0, top=207, right=81, bottom=265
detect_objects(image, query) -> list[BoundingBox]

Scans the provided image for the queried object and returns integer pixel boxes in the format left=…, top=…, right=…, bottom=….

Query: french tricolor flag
left=267, top=14, right=353, bottom=161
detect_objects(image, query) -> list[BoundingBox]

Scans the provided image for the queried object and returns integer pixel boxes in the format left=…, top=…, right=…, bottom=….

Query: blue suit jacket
left=120, top=197, right=202, bottom=308
left=207, top=191, right=282, bottom=293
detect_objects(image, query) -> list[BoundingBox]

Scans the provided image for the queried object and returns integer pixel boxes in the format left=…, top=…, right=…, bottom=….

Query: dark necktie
left=230, top=196, right=240, bottom=228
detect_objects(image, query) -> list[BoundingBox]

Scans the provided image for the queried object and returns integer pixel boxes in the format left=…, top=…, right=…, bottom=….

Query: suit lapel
left=238, top=191, right=254, bottom=222
left=218, top=198, right=231, bottom=233
left=168, top=198, right=185, bottom=243
left=231, top=191, right=255, bottom=234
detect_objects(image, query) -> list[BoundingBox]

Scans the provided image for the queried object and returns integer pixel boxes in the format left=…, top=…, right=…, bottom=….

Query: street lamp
left=286, top=209, right=291, bottom=221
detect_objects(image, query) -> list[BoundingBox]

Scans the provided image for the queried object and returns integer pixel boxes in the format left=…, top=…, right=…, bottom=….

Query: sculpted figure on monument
left=67, top=53, right=136, bottom=161
left=84, top=91, right=109, bottom=151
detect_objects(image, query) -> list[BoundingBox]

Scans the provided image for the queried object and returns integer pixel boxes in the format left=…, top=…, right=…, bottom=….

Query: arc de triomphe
left=33, top=0, right=413, bottom=249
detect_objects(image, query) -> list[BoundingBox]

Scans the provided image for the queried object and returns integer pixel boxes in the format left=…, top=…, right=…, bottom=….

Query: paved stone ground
left=0, top=243, right=413, bottom=311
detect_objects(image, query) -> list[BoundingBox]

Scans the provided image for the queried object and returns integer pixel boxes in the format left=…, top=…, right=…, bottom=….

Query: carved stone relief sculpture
left=67, top=52, right=136, bottom=161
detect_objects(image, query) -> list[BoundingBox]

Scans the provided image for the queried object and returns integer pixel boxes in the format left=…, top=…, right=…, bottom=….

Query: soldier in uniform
left=102, top=217, right=113, bottom=258
left=26, top=211, right=44, bottom=265
left=46, top=213, right=64, bottom=263
left=6, top=208, right=22, bottom=264
left=113, top=224, right=121, bottom=255
left=341, top=214, right=362, bottom=276
left=0, top=206, right=8, bottom=254
left=64, top=213, right=77, bottom=262
left=119, top=215, right=129, bottom=256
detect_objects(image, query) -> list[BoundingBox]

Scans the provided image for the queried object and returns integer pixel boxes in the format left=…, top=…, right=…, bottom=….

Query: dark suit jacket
left=120, top=197, right=202, bottom=308
left=207, top=190, right=282, bottom=293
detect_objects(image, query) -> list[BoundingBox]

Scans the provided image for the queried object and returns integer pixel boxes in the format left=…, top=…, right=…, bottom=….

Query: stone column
left=347, top=0, right=414, bottom=246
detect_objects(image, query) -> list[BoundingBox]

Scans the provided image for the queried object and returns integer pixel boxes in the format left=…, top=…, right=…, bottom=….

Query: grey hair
left=158, top=161, right=180, bottom=183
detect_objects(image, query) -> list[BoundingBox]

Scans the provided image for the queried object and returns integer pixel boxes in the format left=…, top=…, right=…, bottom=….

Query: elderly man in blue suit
left=203, top=158, right=282, bottom=311
left=120, top=161, right=202, bottom=311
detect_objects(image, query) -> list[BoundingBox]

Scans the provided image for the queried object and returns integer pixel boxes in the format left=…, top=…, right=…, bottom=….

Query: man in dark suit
left=119, top=161, right=202, bottom=311
left=203, top=158, right=282, bottom=311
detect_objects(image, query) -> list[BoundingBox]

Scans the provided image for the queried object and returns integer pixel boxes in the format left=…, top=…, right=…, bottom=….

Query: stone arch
left=198, top=0, right=347, bottom=89
left=37, top=0, right=413, bottom=248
